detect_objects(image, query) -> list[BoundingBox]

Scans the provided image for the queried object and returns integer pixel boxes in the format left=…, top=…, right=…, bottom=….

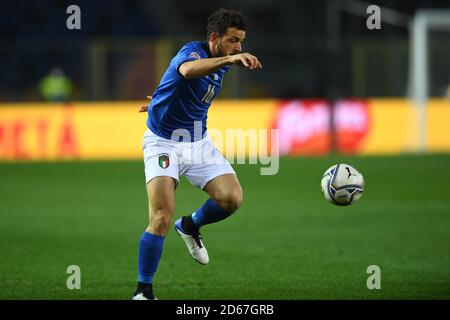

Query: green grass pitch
left=0, top=155, right=449, bottom=299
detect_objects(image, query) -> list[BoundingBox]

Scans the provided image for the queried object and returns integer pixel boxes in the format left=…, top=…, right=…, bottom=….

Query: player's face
left=213, top=27, right=246, bottom=57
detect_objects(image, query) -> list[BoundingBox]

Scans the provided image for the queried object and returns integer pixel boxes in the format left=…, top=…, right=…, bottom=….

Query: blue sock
left=191, top=198, right=231, bottom=228
left=138, top=231, right=164, bottom=284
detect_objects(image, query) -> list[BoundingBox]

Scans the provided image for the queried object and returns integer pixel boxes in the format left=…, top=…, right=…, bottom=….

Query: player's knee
left=149, top=214, right=172, bottom=235
left=149, top=206, right=174, bottom=235
left=218, top=188, right=243, bottom=213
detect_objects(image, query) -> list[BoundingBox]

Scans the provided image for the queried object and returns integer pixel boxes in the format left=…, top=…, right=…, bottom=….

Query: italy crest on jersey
left=158, top=153, right=170, bottom=169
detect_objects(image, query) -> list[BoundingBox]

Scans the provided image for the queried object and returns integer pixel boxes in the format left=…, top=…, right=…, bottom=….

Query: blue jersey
left=147, top=41, right=229, bottom=141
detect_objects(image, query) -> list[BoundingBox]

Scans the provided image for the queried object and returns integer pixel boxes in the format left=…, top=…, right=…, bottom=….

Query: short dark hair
left=207, top=8, right=249, bottom=39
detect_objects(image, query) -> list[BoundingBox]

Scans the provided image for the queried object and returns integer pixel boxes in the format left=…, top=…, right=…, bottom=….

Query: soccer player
left=132, top=8, right=262, bottom=300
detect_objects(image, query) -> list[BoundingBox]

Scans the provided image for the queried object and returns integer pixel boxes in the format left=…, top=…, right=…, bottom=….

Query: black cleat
left=132, top=283, right=158, bottom=300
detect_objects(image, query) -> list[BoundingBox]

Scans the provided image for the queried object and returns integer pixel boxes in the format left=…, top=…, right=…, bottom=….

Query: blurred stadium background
left=0, top=0, right=449, bottom=299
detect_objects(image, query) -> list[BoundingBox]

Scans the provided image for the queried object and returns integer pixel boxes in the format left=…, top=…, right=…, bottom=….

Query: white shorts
left=142, top=129, right=236, bottom=189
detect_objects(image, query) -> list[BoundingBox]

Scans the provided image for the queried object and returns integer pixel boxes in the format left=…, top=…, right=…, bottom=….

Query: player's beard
left=215, top=41, right=226, bottom=57
left=215, top=41, right=240, bottom=57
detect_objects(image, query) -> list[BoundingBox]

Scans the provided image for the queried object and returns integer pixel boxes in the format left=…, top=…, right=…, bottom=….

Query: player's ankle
left=182, top=215, right=199, bottom=234
left=137, top=282, right=153, bottom=292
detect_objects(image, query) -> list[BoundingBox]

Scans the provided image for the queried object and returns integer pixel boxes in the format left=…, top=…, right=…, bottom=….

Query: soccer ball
left=321, top=163, right=364, bottom=206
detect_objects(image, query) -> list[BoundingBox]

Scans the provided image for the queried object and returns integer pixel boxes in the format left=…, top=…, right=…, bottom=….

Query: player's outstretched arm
left=139, top=95, right=152, bottom=113
left=179, top=53, right=262, bottom=79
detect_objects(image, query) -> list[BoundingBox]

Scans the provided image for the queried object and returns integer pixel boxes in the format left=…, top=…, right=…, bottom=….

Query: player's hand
left=229, top=53, right=262, bottom=70
left=139, top=95, right=152, bottom=112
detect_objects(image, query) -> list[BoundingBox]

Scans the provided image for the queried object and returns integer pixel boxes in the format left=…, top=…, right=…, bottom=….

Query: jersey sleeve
left=172, top=43, right=204, bottom=75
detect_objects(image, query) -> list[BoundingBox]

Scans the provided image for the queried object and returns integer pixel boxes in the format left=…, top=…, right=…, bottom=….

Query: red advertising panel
left=273, top=99, right=331, bottom=155
left=334, top=99, right=370, bottom=154
left=273, top=99, right=371, bottom=155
